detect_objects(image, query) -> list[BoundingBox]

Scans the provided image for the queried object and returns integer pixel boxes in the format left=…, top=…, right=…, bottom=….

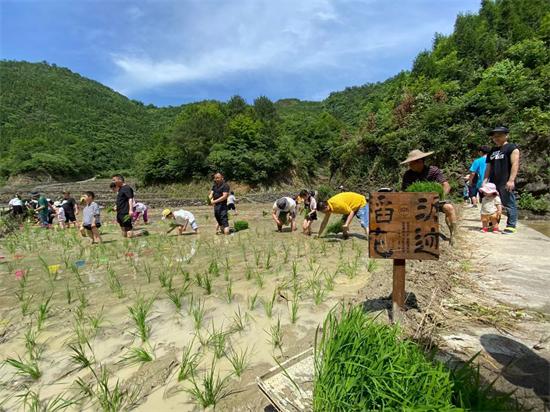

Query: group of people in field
left=7, top=126, right=520, bottom=242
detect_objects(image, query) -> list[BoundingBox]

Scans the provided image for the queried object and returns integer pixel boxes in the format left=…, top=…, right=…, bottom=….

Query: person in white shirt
left=132, top=202, right=149, bottom=224
left=227, top=191, right=238, bottom=215
left=272, top=197, right=297, bottom=232
left=53, top=201, right=66, bottom=229
left=8, top=193, right=24, bottom=217
left=299, top=190, right=318, bottom=236
left=162, top=208, right=199, bottom=234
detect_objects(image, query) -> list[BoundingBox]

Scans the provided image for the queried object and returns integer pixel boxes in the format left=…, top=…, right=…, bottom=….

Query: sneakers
left=502, top=227, right=517, bottom=234
left=480, top=227, right=488, bottom=233
left=492, top=226, right=500, bottom=233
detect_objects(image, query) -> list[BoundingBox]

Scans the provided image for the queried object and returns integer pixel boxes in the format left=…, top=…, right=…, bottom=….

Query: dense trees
left=1, top=0, right=548, bottom=199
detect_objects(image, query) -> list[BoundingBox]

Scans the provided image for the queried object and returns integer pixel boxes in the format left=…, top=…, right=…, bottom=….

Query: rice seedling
left=244, top=265, right=254, bottom=281
left=4, top=356, right=41, bottom=380
left=190, top=297, right=206, bottom=331
left=142, top=262, right=152, bottom=283
left=226, top=345, right=251, bottom=378
left=24, top=326, right=42, bottom=361
left=19, top=389, right=75, bottom=412
left=65, top=281, right=72, bottom=305
left=69, top=263, right=83, bottom=284
left=281, top=243, right=290, bottom=263
left=117, top=346, right=154, bottom=365
left=314, top=305, right=479, bottom=411
left=36, top=294, right=53, bottom=330
left=324, top=269, right=337, bottom=291
left=223, top=256, right=230, bottom=272
left=75, top=286, right=88, bottom=308
left=265, top=247, right=273, bottom=270
left=208, top=259, right=220, bottom=277
left=177, top=339, right=201, bottom=382
left=158, top=270, right=174, bottom=290
left=289, top=298, right=299, bottom=324
left=106, top=266, right=125, bottom=298
left=207, top=320, right=227, bottom=359
left=262, top=289, right=277, bottom=318
left=267, top=316, right=283, bottom=351
left=87, top=306, right=106, bottom=334
left=166, top=286, right=186, bottom=311
left=253, top=247, right=262, bottom=268
left=367, top=259, right=378, bottom=273
left=291, top=260, right=298, bottom=282
left=255, top=271, right=265, bottom=289
left=68, top=341, right=95, bottom=370
left=225, top=278, right=233, bottom=303
left=186, top=358, right=232, bottom=408
left=17, top=291, right=34, bottom=316
left=247, top=292, right=258, bottom=311
left=240, top=243, right=248, bottom=262
left=231, top=306, right=246, bottom=333
left=128, top=294, right=155, bottom=343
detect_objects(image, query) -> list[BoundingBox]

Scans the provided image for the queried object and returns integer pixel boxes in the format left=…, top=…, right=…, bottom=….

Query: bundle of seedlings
left=314, top=306, right=518, bottom=411
left=233, top=220, right=249, bottom=232
left=405, top=180, right=445, bottom=199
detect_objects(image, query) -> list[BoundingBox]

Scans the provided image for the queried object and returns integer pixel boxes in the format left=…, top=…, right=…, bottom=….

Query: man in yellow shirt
left=317, top=192, right=369, bottom=238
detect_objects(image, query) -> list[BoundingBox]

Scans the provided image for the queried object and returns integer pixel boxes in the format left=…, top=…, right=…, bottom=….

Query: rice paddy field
left=0, top=204, right=382, bottom=411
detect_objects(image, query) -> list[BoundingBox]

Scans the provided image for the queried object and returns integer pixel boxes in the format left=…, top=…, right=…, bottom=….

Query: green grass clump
left=314, top=306, right=518, bottom=411
left=405, top=180, right=444, bottom=200
left=233, top=220, right=249, bottom=232
left=325, top=220, right=343, bottom=234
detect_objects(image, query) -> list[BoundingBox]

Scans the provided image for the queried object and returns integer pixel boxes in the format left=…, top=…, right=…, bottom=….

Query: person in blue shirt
left=468, top=146, right=491, bottom=207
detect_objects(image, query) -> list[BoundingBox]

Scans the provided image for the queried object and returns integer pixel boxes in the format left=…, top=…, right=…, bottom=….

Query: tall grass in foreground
left=314, top=306, right=519, bottom=411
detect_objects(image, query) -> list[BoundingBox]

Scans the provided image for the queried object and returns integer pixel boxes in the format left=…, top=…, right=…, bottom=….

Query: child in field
left=272, top=197, right=297, bottom=232
left=227, top=191, right=237, bottom=215
left=162, top=208, right=199, bottom=234
left=53, top=201, right=66, bottom=229
left=299, top=189, right=317, bottom=236
left=479, top=183, right=502, bottom=233
left=80, top=191, right=102, bottom=244
left=132, top=202, right=149, bottom=224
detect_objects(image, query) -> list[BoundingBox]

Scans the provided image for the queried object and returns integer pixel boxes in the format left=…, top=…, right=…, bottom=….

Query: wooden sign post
left=369, top=192, right=440, bottom=314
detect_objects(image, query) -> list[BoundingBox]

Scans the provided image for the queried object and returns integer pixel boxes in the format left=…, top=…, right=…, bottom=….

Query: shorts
left=83, top=223, right=102, bottom=231
left=39, top=213, right=49, bottom=227
left=481, top=213, right=498, bottom=223
left=214, top=204, right=229, bottom=228
left=279, top=210, right=296, bottom=225
left=189, top=220, right=199, bottom=231
left=228, top=203, right=236, bottom=211
left=355, top=204, right=369, bottom=228
left=12, top=205, right=24, bottom=216
left=305, top=211, right=317, bottom=221
left=65, top=211, right=76, bottom=223
left=468, top=185, right=477, bottom=198
left=117, top=214, right=133, bottom=231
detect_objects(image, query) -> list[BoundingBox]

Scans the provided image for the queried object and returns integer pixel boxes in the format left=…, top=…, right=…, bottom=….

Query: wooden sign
left=369, top=192, right=440, bottom=261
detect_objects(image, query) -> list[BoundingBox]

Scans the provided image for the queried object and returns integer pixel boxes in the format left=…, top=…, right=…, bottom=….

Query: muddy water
left=523, top=220, right=550, bottom=237
left=0, top=204, right=375, bottom=410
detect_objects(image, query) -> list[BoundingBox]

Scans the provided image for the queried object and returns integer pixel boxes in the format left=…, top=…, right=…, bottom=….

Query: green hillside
left=1, top=0, right=549, bottom=204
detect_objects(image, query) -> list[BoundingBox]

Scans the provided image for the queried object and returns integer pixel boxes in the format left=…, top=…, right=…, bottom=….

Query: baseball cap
left=161, top=209, right=172, bottom=219
left=488, top=126, right=509, bottom=135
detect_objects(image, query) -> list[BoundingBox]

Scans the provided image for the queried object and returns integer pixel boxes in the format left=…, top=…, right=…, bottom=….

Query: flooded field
left=0, top=204, right=378, bottom=410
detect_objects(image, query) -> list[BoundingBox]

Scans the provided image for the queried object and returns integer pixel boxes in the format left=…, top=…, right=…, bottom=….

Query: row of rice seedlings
left=128, top=294, right=155, bottom=343
left=106, top=266, right=125, bottom=298
left=186, top=358, right=232, bottom=408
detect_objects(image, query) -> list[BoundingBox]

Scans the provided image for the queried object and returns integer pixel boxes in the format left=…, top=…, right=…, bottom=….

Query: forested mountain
left=1, top=0, right=549, bottom=204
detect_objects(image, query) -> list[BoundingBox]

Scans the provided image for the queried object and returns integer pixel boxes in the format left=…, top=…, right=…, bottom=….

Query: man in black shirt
left=483, top=126, right=520, bottom=234
left=209, top=172, right=230, bottom=235
left=112, top=174, right=148, bottom=238
left=62, top=191, right=79, bottom=228
left=401, top=149, right=458, bottom=244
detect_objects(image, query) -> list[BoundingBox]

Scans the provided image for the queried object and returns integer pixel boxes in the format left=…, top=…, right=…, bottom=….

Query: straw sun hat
left=400, top=149, right=434, bottom=165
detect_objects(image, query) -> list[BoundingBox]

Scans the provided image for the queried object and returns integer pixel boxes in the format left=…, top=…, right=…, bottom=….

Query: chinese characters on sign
left=369, top=192, right=440, bottom=260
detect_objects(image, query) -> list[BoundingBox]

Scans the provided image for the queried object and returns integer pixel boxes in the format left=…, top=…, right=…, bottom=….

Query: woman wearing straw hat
left=401, top=149, right=458, bottom=244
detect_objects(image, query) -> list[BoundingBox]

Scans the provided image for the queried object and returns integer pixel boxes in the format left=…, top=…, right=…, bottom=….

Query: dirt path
left=439, top=208, right=550, bottom=410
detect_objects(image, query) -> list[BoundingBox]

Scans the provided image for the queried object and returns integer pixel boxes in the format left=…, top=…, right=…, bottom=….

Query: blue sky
left=1, top=0, right=480, bottom=107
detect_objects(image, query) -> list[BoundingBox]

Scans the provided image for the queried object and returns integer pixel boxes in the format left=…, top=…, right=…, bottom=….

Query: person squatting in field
left=317, top=192, right=369, bottom=239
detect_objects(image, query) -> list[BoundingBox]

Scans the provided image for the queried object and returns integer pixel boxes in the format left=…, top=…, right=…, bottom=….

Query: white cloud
left=107, top=0, right=471, bottom=95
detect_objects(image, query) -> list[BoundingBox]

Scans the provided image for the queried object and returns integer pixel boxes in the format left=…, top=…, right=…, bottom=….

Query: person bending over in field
left=162, top=208, right=199, bottom=235
left=227, top=191, right=238, bottom=215
left=209, top=172, right=230, bottom=235
left=132, top=201, right=149, bottom=225
left=272, top=197, right=297, bottom=232
left=111, top=174, right=148, bottom=238
left=299, top=189, right=317, bottom=236
left=80, top=191, right=102, bottom=244
left=317, top=192, right=369, bottom=239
